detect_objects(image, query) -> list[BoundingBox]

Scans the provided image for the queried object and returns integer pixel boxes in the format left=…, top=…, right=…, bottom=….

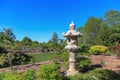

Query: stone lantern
left=62, top=21, right=82, bottom=76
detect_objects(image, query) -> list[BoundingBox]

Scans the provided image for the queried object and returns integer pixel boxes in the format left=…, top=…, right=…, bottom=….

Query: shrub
left=100, top=60, right=105, bottom=67
left=21, top=69, right=36, bottom=80
left=68, top=73, right=93, bottom=80
left=0, top=72, right=20, bottom=80
left=78, top=58, right=91, bottom=72
left=88, top=68, right=120, bottom=80
left=0, top=46, right=6, bottom=53
left=0, top=72, right=8, bottom=80
left=0, top=54, right=7, bottom=66
left=79, top=44, right=91, bottom=53
left=61, top=51, right=69, bottom=61
left=37, top=63, right=61, bottom=80
left=89, top=45, right=108, bottom=55
left=13, top=52, right=32, bottom=65
left=0, top=53, right=32, bottom=67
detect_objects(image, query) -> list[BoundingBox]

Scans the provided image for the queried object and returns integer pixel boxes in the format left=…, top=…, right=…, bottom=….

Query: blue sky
left=0, top=0, right=120, bottom=42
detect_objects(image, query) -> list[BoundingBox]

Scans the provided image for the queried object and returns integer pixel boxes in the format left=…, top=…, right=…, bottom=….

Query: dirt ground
left=91, top=55, right=120, bottom=73
left=0, top=61, right=53, bottom=73
left=0, top=55, right=120, bottom=73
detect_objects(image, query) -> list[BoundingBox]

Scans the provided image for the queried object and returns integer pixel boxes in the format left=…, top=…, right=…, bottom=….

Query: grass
left=28, top=53, right=59, bottom=63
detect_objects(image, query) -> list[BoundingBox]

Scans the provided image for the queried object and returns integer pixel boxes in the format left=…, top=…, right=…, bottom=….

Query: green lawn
left=28, top=53, right=58, bottom=62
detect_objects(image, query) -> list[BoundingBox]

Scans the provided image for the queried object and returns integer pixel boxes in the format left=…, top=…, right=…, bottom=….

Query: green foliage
left=68, top=73, right=93, bottom=80
left=32, top=41, right=40, bottom=48
left=0, top=53, right=12, bottom=67
left=21, top=69, right=36, bottom=80
left=104, top=10, right=120, bottom=27
left=2, top=28, right=16, bottom=42
left=78, top=57, right=91, bottom=72
left=0, top=72, right=20, bottom=80
left=79, top=44, right=91, bottom=53
left=77, top=10, right=120, bottom=46
left=37, top=63, right=61, bottom=80
left=0, top=72, right=8, bottom=80
left=61, top=51, right=69, bottom=61
left=47, top=32, right=59, bottom=50
left=99, top=25, right=120, bottom=46
left=0, top=46, right=6, bottom=53
left=0, top=65, right=120, bottom=80
left=98, top=10, right=120, bottom=46
left=0, top=53, right=58, bottom=68
left=88, top=68, right=120, bottom=80
left=51, top=32, right=59, bottom=44
left=81, top=17, right=102, bottom=45
left=30, top=54, right=35, bottom=65
left=13, top=53, right=31, bottom=65
left=98, top=25, right=113, bottom=46
left=21, top=37, right=32, bottom=46
left=89, top=45, right=108, bottom=55
left=0, top=54, right=7, bottom=66
left=0, top=28, right=16, bottom=51
left=0, top=53, right=31, bottom=67
left=0, top=28, right=18, bottom=70
left=0, top=70, right=35, bottom=80
left=100, top=60, right=105, bottom=67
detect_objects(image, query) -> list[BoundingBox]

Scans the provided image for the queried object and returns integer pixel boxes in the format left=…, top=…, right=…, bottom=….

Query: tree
left=99, top=24, right=120, bottom=46
left=104, top=10, right=120, bottom=27
left=51, top=32, right=59, bottom=44
left=77, top=27, right=83, bottom=33
left=32, top=41, right=40, bottom=48
left=48, top=32, right=59, bottom=49
left=98, top=25, right=112, bottom=46
left=82, top=17, right=102, bottom=45
left=21, top=37, right=32, bottom=46
left=98, top=10, right=120, bottom=46
left=0, top=28, right=16, bottom=49
left=57, top=39, right=66, bottom=50
left=0, top=28, right=16, bottom=70
left=2, top=28, right=16, bottom=42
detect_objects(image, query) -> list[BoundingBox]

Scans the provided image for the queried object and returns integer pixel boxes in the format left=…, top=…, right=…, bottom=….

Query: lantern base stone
left=66, top=70, right=78, bottom=76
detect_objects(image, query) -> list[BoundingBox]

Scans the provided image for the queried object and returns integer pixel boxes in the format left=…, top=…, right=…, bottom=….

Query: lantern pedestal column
left=66, top=51, right=78, bottom=76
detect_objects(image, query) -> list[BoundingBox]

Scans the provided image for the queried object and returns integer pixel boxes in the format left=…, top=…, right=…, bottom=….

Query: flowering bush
left=89, top=45, right=108, bottom=55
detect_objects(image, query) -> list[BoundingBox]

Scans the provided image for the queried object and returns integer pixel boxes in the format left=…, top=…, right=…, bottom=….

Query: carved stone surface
left=63, top=21, right=82, bottom=76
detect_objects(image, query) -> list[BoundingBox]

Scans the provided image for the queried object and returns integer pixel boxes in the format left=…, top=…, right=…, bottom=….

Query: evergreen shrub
left=88, top=68, right=120, bottom=80
left=89, top=45, right=108, bottom=55
left=37, top=63, right=61, bottom=80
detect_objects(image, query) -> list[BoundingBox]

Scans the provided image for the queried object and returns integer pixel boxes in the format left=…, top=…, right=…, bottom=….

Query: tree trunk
left=10, top=52, right=13, bottom=71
